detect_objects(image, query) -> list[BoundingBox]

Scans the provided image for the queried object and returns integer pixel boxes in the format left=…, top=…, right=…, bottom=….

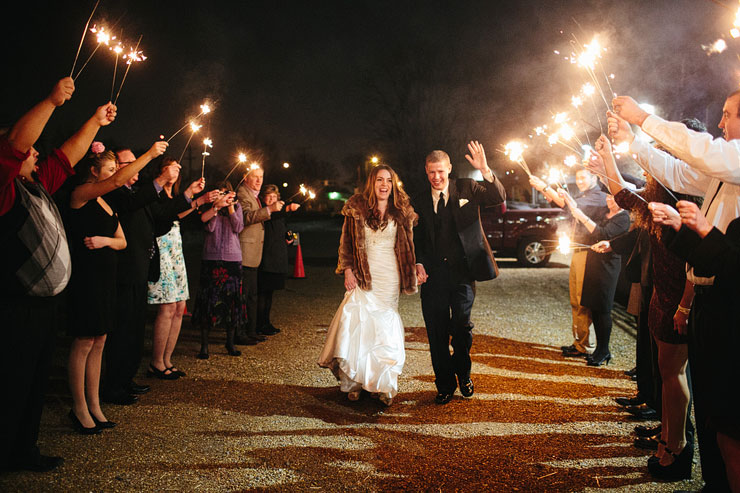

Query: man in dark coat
left=101, top=148, right=189, bottom=404
left=413, top=141, right=506, bottom=404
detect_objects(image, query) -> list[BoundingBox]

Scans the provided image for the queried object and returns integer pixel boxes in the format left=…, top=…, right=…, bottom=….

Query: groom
left=414, top=141, right=506, bottom=404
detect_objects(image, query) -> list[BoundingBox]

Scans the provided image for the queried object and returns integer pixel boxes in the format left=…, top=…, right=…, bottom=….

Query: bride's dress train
left=318, top=221, right=405, bottom=399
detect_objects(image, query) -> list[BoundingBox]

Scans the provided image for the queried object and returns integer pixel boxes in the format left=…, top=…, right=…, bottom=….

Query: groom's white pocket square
left=459, top=198, right=469, bottom=207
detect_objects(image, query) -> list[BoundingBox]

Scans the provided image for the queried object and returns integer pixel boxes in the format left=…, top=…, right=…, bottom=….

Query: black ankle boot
left=225, top=329, right=241, bottom=356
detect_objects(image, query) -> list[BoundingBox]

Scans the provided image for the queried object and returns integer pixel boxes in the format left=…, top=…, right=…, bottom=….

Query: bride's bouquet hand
left=344, top=268, right=357, bottom=291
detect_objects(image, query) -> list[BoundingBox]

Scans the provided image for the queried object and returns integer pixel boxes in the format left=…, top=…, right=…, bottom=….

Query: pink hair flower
left=91, top=141, right=105, bottom=154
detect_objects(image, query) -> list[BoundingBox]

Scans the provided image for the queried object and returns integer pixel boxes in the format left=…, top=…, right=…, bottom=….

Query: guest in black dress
left=256, top=184, right=300, bottom=335
left=561, top=188, right=630, bottom=366
left=67, top=141, right=167, bottom=434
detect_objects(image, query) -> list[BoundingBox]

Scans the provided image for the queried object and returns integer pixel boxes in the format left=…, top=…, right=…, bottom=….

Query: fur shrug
left=336, top=194, right=418, bottom=295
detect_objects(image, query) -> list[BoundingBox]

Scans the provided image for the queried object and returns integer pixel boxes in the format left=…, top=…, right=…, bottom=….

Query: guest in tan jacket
left=236, top=166, right=283, bottom=345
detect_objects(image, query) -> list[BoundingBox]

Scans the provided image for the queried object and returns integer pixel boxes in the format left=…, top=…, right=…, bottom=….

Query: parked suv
left=480, top=201, right=569, bottom=267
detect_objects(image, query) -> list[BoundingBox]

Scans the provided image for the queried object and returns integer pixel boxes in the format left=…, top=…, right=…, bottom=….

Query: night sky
left=2, top=0, right=738, bottom=192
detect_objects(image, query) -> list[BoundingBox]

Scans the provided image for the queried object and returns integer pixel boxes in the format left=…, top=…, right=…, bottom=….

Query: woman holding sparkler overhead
left=560, top=185, right=629, bottom=367
left=588, top=132, right=703, bottom=481
left=147, top=157, right=218, bottom=379
left=318, top=165, right=417, bottom=406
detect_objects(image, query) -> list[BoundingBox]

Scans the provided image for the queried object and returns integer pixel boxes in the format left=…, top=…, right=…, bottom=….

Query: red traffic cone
left=292, top=243, right=306, bottom=279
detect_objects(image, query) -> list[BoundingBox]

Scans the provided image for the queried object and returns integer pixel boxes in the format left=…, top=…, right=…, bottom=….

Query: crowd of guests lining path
left=0, top=78, right=738, bottom=492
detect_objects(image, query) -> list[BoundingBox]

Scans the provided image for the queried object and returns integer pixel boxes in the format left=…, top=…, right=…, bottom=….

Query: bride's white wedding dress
left=318, top=220, right=405, bottom=398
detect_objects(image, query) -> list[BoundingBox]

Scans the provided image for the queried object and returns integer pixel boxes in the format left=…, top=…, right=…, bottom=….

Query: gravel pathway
left=0, top=255, right=704, bottom=492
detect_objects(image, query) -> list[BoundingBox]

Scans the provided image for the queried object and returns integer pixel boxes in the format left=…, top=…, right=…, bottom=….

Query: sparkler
left=223, top=153, right=248, bottom=182
left=287, top=184, right=309, bottom=202
left=200, top=137, right=213, bottom=179
left=176, top=122, right=202, bottom=163
left=69, top=0, right=101, bottom=78
left=300, top=190, right=317, bottom=204
left=113, top=35, right=145, bottom=105
left=73, top=25, right=113, bottom=81
left=503, top=141, right=532, bottom=177
left=166, top=103, right=213, bottom=142
left=702, top=38, right=728, bottom=55
left=110, top=41, right=123, bottom=101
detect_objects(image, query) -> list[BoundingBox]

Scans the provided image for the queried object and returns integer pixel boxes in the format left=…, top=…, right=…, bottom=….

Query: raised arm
left=613, top=96, right=737, bottom=185
left=71, top=141, right=168, bottom=206
left=529, top=175, right=565, bottom=208
left=7, top=78, right=74, bottom=153
left=465, top=140, right=506, bottom=206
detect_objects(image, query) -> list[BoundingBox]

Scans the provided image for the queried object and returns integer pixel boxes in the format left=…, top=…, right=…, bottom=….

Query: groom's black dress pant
left=421, top=259, right=475, bottom=394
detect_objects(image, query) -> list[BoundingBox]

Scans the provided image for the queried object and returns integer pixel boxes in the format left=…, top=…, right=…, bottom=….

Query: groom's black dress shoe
left=434, top=392, right=454, bottom=405
left=459, top=378, right=474, bottom=398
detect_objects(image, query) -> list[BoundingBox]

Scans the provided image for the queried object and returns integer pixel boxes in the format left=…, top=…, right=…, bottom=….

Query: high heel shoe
left=648, top=442, right=693, bottom=480
left=347, top=391, right=361, bottom=401
left=586, top=352, right=612, bottom=367
left=379, top=394, right=393, bottom=406
left=167, top=366, right=186, bottom=377
left=91, top=415, right=117, bottom=429
left=147, top=363, right=179, bottom=380
left=68, top=410, right=101, bottom=435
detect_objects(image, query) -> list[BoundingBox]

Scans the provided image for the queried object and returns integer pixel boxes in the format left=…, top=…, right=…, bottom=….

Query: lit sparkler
left=176, top=122, right=202, bottom=163
left=113, top=35, right=145, bottom=105
left=557, top=233, right=572, bottom=255
left=702, top=38, right=728, bottom=55
left=73, top=24, right=114, bottom=81
left=110, top=41, right=123, bottom=101
left=223, top=153, right=248, bottom=182
left=503, top=141, right=533, bottom=176
left=201, top=137, right=213, bottom=179
left=166, top=102, right=214, bottom=142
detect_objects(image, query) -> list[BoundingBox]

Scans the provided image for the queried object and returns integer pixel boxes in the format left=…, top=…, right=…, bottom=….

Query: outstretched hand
left=529, top=175, right=547, bottom=191
left=558, top=189, right=578, bottom=211
left=591, top=240, right=612, bottom=253
left=49, top=77, right=75, bottom=107
left=464, top=140, right=489, bottom=172
left=147, top=141, right=169, bottom=159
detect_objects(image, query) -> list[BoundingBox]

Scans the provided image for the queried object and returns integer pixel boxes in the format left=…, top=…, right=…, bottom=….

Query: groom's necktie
left=437, top=192, right=445, bottom=213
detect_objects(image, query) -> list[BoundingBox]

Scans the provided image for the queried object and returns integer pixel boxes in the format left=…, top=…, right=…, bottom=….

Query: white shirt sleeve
left=641, top=114, right=740, bottom=185
left=628, top=137, right=710, bottom=197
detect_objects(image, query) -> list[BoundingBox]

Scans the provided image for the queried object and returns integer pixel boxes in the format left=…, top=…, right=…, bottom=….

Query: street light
left=371, top=156, right=379, bottom=164
left=283, top=162, right=290, bottom=168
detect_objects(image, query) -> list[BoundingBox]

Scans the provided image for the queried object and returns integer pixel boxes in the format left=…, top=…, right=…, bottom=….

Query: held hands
left=648, top=202, right=682, bottom=231
left=49, top=77, right=75, bottom=107
left=606, top=110, right=635, bottom=144
left=611, top=96, right=649, bottom=127
left=84, top=236, right=109, bottom=250
left=676, top=200, right=712, bottom=238
left=344, top=268, right=357, bottom=291
left=591, top=240, right=612, bottom=253
left=464, top=140, right=490, bottom=174
left=94, top=102, right=117, bottom=127
left=201, top=189, right=220, bottom=205
left=415, top=264, right=428, bottom=285
left=268, top=200, right=285, bottom=213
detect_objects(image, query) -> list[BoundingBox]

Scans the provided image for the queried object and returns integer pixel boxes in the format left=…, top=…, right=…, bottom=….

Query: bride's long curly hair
left=361, top=164, right=412, bottom=231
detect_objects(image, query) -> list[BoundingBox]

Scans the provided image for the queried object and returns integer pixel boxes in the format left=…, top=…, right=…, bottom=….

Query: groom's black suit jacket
left=413, top=177, right=506, bottom=282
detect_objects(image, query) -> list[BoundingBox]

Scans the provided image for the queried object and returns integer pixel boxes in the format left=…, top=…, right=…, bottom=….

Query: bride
left=318, top=165, right=418, bottom=406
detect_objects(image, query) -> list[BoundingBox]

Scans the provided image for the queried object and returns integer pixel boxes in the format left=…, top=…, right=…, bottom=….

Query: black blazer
left=259, top=211, right=290, bottom=275
left=413, top=177, right=506, bottom=282
left=669, top=219, right=740, bottom=435
left=105, top=183, right=189, bottom=285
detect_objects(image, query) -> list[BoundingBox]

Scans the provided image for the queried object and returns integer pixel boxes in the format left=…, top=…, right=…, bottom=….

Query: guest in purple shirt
left=192, top=181, right=245, bottom=358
